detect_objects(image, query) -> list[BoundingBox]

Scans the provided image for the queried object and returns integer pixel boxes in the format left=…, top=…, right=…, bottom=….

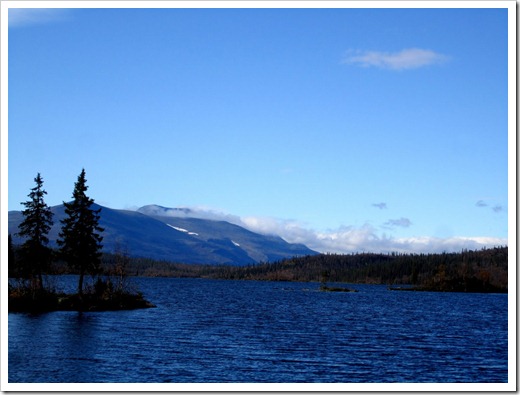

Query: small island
left=9, top=277, right=155, bottom=313
left=319, top=271, right=358, bottom=293
left=320, top=285, right=358, bottom=293
left=9, top=170, right=155, bottom=314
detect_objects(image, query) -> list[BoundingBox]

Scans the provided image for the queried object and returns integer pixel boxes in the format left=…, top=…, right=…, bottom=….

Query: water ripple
left=9, top=278, right=508, bottom=383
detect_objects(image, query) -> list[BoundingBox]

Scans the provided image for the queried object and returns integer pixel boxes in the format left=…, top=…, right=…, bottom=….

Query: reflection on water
left=9, top=277, right=508, bottom=383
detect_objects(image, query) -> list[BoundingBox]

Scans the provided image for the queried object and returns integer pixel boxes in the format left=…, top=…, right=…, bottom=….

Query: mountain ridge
left=8, top=203, right=317, bottom=266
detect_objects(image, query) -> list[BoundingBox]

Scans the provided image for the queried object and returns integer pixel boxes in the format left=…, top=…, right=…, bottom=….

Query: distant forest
left=218, top=247, right=508, bottom=293
left=9, top=244, right=508, bottom=293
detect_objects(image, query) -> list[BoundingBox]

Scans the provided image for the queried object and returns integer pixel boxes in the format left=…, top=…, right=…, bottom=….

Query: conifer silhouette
left=17, top=173, right=54, bottom=289
left=58, top=169, right=104, bottom=295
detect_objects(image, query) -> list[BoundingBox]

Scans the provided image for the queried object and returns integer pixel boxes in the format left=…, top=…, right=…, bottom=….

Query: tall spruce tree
left=17, top=173, right=54, bottom=289
left=58, top=169, right=104, bottom=295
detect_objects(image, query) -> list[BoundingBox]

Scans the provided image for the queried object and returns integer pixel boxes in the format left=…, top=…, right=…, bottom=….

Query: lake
left=8, top=276, right=508, bottom=384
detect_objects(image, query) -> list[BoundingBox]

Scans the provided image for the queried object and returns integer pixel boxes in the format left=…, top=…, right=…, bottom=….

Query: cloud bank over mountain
left=139, top=205, right=507, bottom=255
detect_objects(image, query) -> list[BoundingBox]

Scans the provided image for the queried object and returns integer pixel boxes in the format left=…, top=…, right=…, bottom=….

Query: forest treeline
left=11, top=245, right=508, bottom=293
left=212, top=247, right=508, bottom=293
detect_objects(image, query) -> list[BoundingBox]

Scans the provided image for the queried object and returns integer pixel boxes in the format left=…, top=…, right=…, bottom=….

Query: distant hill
left=8, top=204, right=317, bottom=266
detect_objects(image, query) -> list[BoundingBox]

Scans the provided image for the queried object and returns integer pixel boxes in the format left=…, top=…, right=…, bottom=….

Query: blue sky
left=5, top=3, right=512, bottom=254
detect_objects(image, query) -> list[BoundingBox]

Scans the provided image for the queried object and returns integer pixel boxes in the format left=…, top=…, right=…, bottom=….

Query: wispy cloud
left=9, top=8, right=71, bottom=28
left=384, top=217, right=412, bottom=228
left=476, top=200, right=488, bottom=207
left=492, top=205, right=504, bottom=213
left=372, top=202, right=387, bottom=210
left=138, top=204, right=245, bottom=225
left=476, top=200, right=505, bottom=214
left=343, top=48, right=449, bottom=70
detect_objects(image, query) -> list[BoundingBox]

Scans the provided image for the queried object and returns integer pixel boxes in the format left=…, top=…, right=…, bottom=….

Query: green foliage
left=57, top=169, right=104, bottom=295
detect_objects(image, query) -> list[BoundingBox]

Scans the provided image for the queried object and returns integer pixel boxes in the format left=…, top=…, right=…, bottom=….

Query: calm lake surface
left=9, top=276, right=508, bottom=383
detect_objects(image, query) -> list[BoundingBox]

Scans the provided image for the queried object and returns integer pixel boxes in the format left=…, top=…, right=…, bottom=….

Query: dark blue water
left=8, top=277, right=508, bottom=383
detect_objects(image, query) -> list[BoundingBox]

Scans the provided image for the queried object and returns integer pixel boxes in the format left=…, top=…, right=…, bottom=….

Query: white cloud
left=139, top=204, right=245, bottom=225
left=9, top=9, right=71, bottom=28
left=343, top=48, right=449, bottom=70
left=233, top=215, right=506, bottom=255
left=301, top=228, right=506, bottom=255
left=387, top=236, right=508, bottom=254
left=136, top=205, right=507, bottom=255
left=241, top=216, right=316, bottom=245
left=236, top=218, right=506, bottom=255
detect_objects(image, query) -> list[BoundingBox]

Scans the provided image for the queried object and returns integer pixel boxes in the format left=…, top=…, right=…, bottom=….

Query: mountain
left=8, top=204, right=317, bottom=266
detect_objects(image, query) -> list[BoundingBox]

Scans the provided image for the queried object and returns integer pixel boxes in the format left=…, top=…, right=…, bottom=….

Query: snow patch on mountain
left=166, top=223, right=199, bottom=236
left=167, top=224, right=188, bottom=232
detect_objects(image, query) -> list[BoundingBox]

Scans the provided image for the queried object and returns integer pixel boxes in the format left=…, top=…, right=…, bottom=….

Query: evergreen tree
left=17, top=173, right=54, bottom=289
left=58, top=169, right=104, bottom=295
